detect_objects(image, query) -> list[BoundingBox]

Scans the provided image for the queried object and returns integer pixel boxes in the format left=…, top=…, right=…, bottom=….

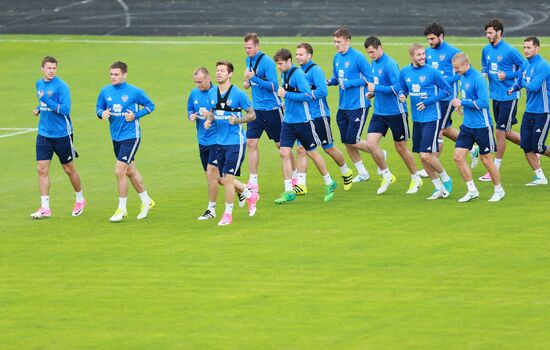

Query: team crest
left=497, top=55, right=503, bottom=62
left=419, top=75, right=426, bottom=83
left=378, top=69, right=382, bottom=75
left=122, top=95, right=129, bottom=102
left=47, top=89, right=53, bottom=96
left=439, top=54, right=445, bottom=61
left=464, top=83, right=470, bottom=90
left=344, top=61, right=350, bottom=68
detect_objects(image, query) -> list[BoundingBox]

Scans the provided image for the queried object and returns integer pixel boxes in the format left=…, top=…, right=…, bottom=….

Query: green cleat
left=274, top=191, right=296, bottom=204
left=324, top=180, right=337, bottom=202
left=342, top=169, right=353, bottom=191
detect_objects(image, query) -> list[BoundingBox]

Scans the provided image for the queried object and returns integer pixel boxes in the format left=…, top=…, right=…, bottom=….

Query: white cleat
left=525, top=177, right=548, bottom=186
left=406, top=178, right=423, bottom=194
left=418, top=169, right=429, bottom=178
left=30, top=207, right=52, bottom=219
left=479, top=172, right=492, bottom=182
left=237, top=193, right=246, bottom=208
left=458, top=190, right=480, bottom=203
left=137, top=200, right=155, bottom=220
left=427, top=188, right=447, bottom=200
left=109, top=208, right=127, bottom=222
left=376, top=150, right=388, bottom=176
left=488, top=189, right=505, bottom=202
left=197, top=209, right=216, bottom=220
left=469, top=145, right=480, bottom=169
left=377, top=174, right=396, bottom=195
left=352, top=172, right=370, bottom=183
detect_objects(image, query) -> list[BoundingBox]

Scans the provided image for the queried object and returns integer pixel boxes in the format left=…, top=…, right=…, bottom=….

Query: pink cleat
left=31, top=207, right=52, bottom=219
left=218, top=212, right=233, bottom=226
left=247, top=183, right=259, bottom=193
left=247, top=192, right=260, bottom=217
left=72, top=200, right=86, bottom=216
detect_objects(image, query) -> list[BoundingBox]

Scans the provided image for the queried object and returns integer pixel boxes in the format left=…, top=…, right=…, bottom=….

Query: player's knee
left=296, top=146, right=307, bottom=157
left=419, top=152, right=431, bottom=162
left=114, top=167, right=126, bottom=178
left=37, top=164, right=49, bottom=176
left=62, top=163, right=75, bottom=176
left=453, top=152, right=465, bottom=163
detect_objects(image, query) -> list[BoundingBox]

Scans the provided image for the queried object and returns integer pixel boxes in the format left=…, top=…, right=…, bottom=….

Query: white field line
left=0, top=128, right=37, bottom=139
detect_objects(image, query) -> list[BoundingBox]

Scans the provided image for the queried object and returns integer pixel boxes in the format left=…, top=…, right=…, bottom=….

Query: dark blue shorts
left=313, top=116, right=335, bottom=150
left=520, top=112, right=550, bottom=154
left=199, top=144, right=219, bottom=171
left=217, top=144, right=246, bottom=177
left=368, top=113, right=410, bottom=142
left=439, top=100, right=455, bottom=129
left=280, top=121, right=320, bottom=151
left=412, top=120, right=441, bottom=153
left=246, top=108, right=283, bottom=142
left=493, top=99, right=518, bottom=131
left=456, top=125, right=496, bottom=155
left=36, top=134, right=78, bottom=164
left=113, top=138, right=140, bottom=164
left=336, top=108, right=368, bottom=144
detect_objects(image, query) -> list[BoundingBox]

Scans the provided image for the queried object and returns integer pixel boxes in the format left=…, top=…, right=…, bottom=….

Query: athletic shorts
left=280, top=121, right=320, bottom=151
left=439, top=100, right=455, bottom=129
left=36, top=134, right=78, bottom=164
left=217, top=143, right=246, bottom=177
left=113, top=138, right=140, bottom=164
left=246, top=108, right=283, bottom=142
left=456, top=125, right=496, bottom=155
left=412, top=120, right=441, bottom=153
left=493, top=99, right=518, bottom=131
left=313, top=116, right=335, bottom=150
left=198, top=144, right=219, bottom=171
left=520, top=112, right=550, bottom=154
left=368, top=113, right=410, bottom=142
left=336, top=108, right=369, bottom=144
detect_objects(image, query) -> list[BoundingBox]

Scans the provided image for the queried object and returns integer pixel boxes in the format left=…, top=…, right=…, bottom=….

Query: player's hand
left=101, top=108, right=111, bottom=120
left=229, top=114, right=238, bottom=125
left=339, top=79, right=345, bottom=90
left=244, top=68, right=255, bottom=80
left=498, top=71, right=506, bottom=81
left=507, top=88, right=514, bottom=95
left=367, top=81, right=375, bottom=93
left=33, top=109, right=40, bottom=116
left=398, top=94, right=406, bottom=103
left=416, top=101, right=426, bottom=111
left=482, top=72, right=488, bottom=78
left=243, top=80, right=251, bottom=89
left=451, top=98, right=462, bottom=108
left=204, top=120, right=212, bottom=129
left=124, top=109, right=135, bottom=121
left=365, top=92, right=374, bottom=99
left=277, top=87, right=286, bottom=98
left=189, top=113, right=198, bottom=121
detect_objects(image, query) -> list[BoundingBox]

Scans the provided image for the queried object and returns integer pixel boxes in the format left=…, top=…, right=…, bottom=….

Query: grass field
left=1, top=34, right=550, bottom=349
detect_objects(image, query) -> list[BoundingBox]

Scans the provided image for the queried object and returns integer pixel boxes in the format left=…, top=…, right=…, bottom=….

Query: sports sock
left=118, top=197, right=127, bottom=211
left=75, top=191, right=84, bottom=202
left=41, top=196, right=50, bottom=209
left=466, top=180, right=477, bottom=192
left=322, top=173, right=333, bottom=185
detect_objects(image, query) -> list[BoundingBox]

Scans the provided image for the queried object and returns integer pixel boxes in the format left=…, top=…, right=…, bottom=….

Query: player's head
left=215, top=60, right=234, bottom=84
left=296, top=43, right=313, bottom=66
left=244, top=32, right=260, bottom=58
left=424, top=22, right=445, bottom=49
left=109, top=61, right=127, bottom=85
left=523, top=36, right=540, bottom=58
left=452, top=52, right=470, bottom=75
left=364, top=36, right=383, bottom=61
left=273, top=48, right=293, bottom=73
left=409, top=43, right=426, bottom=67
left=41, top=56, right=58, bottom=81
left=193, top=67, right=211, bottom=91
left=485, top=18, right=504, bottom=44
left=333, top=27, right=352, bottom=54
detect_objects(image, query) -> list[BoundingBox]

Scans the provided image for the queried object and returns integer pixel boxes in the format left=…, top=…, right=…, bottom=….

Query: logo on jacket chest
left=121, top=95, right=129, bottom=103
left=419, top=75, right=426, bottom=83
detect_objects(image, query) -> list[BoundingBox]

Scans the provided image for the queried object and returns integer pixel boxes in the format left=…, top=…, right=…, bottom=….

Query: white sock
left=535, top=168, right=546, bottom=179
left=494, top=184, right=503, bottom=192
left=284, top=179, right=293, bottom=192
left=41, top=195, right=50, bottom=209
left=322, top=173, right=333, bottom=185
left=118, top=197, right=127, bottom=211
left=339, top=164, right=350, bottom=175
left=292, top=169, right=298, bottom=181
left=411, top=172, right=420, bottom=181
left=249, top=174, right=258, bottom=185
left=466, top=180, right=477, bottom=192
left=138, top=191, right=152, bottom=204
left=381, top=168, right=392, bottom=180
left=354, top=161, right=367, bottom=175
left=207, top=201, right=216, bottom=212
left=224, top=202, right=234, bottom=214
left=494, top=158, right=502, bottom=169
left=297, top=172, right=307, bottom=185
left=439, top=170, right=451, bottom=182
left=241, top=188, right=251, bottom=199
left=75, top=191, right=84, bottom=202
left=432, top=178, right=443, bottom=190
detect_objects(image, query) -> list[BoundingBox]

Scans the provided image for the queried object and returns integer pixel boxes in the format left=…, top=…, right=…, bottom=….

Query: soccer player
left=424, top=23, right=463, bottom=152
left=292, top=42, right=354, bottom=195
left=187, top=67, right=220, bottom=220
left=508, top=37, right=550, bottom=186
left=31, top=56, right=86, bottom=219
left=396, top=44, right=453, bottom=200
left=203, top=60, right=259, bottom=226
left=243, top=33, right=296, bottom=193
left=327, top=27, right=375, bottom=183
left=273, top=48, right=337, bottom=204
left=364, top=36, right=422, bottom=195
left=96, top=61, right=156, bottom=222
left=479, top=18, right=525, bottom=181
left=451, top=53, right=505, bottom=202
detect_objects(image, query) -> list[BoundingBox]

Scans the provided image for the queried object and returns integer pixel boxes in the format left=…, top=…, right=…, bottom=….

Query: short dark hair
left=424, top=22, right=445, bottom=37
left=485, top=18, right=504, bottom=35
left=41, top=56, right=57, bottom=67
left=193, top=67, right=209, bottom=77
left=244, top=32, right=259, bottom=44
left=524, top=36, right=540, bottom=47
left=273, top=48, right=292, bottom=62
left=216, top=60, right=234, bottom=73
left=333, top=27, right=352, bottom=40
left=296, top=42, right=313, bottom=56
left=110, top=61, right=128, bottom=73
left=364, top=36, right=382, bottom=49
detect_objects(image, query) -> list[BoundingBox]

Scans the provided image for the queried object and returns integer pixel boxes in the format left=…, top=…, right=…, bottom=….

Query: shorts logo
left=412, top=84, right=421, bottom=93
left=113, top=104, right=123, bottom=113
left=229, top=168, right=234, bottom=173
left=536, top=128, right=542, bottom=133
left=354, top=118, right=361, bottom=122
left=212, top=159, right=218, bottom=164
left=122, top=95, right=129, bottom=103
left=485, top=147, right=490, bottom=152
left=310, top=143, right=315, bottom=147
left=427, top=146, right=432, bottom=150
left=122, top=156, right=128, bottom=160
left=501, top=124, right=505, bottom=128
left=439, top=54, right=445, bottom=61
left=67, top=156, right=72, bottom=161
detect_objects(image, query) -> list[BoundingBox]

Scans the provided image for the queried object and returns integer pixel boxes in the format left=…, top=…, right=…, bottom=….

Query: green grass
left=1, top=34, right=550, bottom=349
